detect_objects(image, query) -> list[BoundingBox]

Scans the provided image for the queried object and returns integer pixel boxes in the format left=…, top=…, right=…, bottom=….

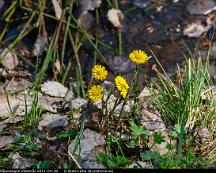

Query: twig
left=68, top=151, right=82, bottom=169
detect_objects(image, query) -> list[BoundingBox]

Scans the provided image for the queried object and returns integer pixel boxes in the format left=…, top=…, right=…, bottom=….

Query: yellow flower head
left=92, top=65, right=108, bottom=80
left=88, top=85, right=104, bottom=101
left=115, top=76, right=129, bottom=98
left=129, top=50, right=148, bottom=64
left=120, top=89, right=128, bottom=98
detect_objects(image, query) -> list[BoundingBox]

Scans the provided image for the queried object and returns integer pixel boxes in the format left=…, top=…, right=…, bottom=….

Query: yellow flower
left=115, top=76, right=129, bottom=98
left=129, top=50, right=148, bottom=64
left=120, top=89, right=128, bottom=98
left=88, top=85, right=104, bottom=101
left=92, top=65, right=108, bottom=80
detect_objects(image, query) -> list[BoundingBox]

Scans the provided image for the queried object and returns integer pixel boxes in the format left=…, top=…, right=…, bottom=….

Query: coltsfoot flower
left=92, top=65, right=108, bottom=80
left=129, top=50, right=148, bottom=64
left=88, top=85, right=104, bottom=101
left=120, top=89, right=128, bottom=98
left=115, top=76, right=129, bottom=98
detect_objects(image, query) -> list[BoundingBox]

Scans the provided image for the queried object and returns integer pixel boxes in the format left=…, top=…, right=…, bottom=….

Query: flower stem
left=115, top=99, right=127, bottom=132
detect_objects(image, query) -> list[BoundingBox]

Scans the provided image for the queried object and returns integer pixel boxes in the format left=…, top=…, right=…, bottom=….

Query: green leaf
left=36, top=160, right=50, bottom=169
left=107, top=159, right=118, bottom=169
left=153, top=132, right=165, bottom=144
left=97, top=152, right=107, bottom=164
left=128, top=140, right=137, bottom=148
left=140, top=151, right=152, bottom=161
left=25, top=143, right=38, bottom=152
left=63, top=163, right=73, bottom=169
left=0, top=156, right=12, bottom=169
left=174, top=124, right=181, bottom=134
left=57, top=130, right=78, bottom=140
left=115, top=156, right=129, bottom=167
left=15, top=135, right=32, bottom=144
left=130, top=121, right=149, bottom=136
left=140, top=151, right=159, bottom=161
left=170, top=130, right=178, bottom=138
left=166, top=143, right=174, bottom=151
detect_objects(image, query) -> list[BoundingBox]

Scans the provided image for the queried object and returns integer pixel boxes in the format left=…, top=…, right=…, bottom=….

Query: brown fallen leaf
left=54, top=59, right=61, bottom=74
left=0, top=48, right=19, bottom=70
left=107, top=8, right=124, bottom=29
left=52, top=0, right=62, bottom=20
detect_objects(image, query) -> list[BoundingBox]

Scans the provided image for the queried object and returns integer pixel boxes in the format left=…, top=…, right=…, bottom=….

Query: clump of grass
left=149, top=47, right=216, bottom=163
left=24, top=91, right=43, bottom=128
left=150, top=50, right=215, bottom=130
left=0, top=156, right=12, bottom=169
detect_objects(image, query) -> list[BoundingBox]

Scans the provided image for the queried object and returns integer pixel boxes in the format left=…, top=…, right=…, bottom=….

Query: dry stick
left=68, top=151, right=82, bottom=169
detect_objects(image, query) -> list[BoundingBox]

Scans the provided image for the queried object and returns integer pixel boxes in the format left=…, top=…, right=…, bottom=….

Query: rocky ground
left=0, top=0, right=216, bottom=169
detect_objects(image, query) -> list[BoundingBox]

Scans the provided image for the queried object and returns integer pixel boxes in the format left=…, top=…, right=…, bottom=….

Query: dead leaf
left=41, top=81, right=68, bottom=98
left=107, top=8, right=124, bottom=29
left=186, top=0, right=216, bottom=15
left=4, top=78, right=33, bottom=94
left=55, top=59, right=61, bottom=74
left=0, top=94, right=20, bottom=118
left=9, top=153, right=34, bottom=169
left=38, top=113, right=68, bottom=131
left=0, top=48, right=19, bottom=70
left=0, top=136, right=14, bottom=150
left=52, top=0, right=62, bottom=20
left=68, top=129, right=105, bottom=160
left=32, top=33, right=47, bottom=57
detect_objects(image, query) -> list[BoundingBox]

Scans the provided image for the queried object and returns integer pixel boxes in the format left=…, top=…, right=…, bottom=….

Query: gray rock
left=0, top=124, right=6, bottom=134
left=81, top=160, right=106, bottom=169
left=41, top=81, right=68, bottom=98
left=0, top=93, right=33, bottom=120
left=148, top=131, right=177, bottom=155
left=3, top=116, right=24, bottom=124
left=141, top=109, right=166, bottom=132
left=133, top=0, right=151, bottom=9
left=68, top=129, right=105, bottom=160
left=129, top=161, right=153, bottom=168
left=94, top=94, right=133, bottom=116
left=108, top=55, right=136, bottom=74
left=196, top=127, right=210, bottom=142
left=2, top=79, right=33, bottom=94
left=138, top=87, right=152, bottom=108
left=9, top=153, right=33, bottom=169
left=0, top=136, right=14, bottom=150
left=71, top=98, right=87, bottom=110
left=64, top=89, right=74, bottom=101
left=186, top=0, right=216, bottom=15
left=38, top=113, right=68, bottom=131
